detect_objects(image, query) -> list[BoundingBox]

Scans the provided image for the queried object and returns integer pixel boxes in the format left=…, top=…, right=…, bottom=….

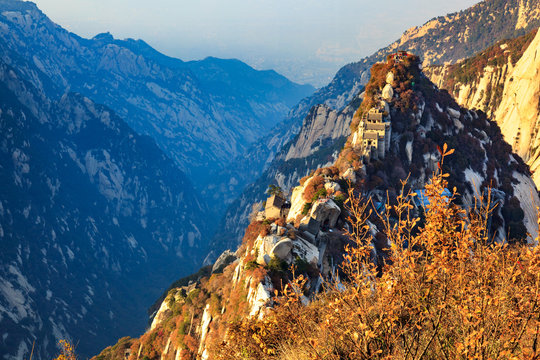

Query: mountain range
left=0, top=59, right=208, bottom=358
left=3, top=0, right=540, bottom=358
left=0, top=0, right=313, bottom=188
left=209, top=0, right=540, bottom=258
left=0, top=1, right=313, bottom=358
left=93, top=28, right=540, bottom=359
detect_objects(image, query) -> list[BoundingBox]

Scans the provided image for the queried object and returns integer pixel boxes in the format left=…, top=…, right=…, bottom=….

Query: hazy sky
left=32, top=0, right=480, bottom=86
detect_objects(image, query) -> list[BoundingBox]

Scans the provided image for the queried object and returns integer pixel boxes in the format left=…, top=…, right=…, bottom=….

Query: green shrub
left=244, top=260, right=259, bottom=271
left=266, top=257, right=287, bottom=273
left=302, top=202, right=312, bottom=215
left=185, top=289, right=200, bottom=305
left=311, top=187, right=327, bottom=202
left=293, top=256, right=309, bottom=274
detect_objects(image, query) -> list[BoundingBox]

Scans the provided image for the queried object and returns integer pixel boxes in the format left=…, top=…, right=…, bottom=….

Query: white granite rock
left=382, top=83, right=394, bottom=101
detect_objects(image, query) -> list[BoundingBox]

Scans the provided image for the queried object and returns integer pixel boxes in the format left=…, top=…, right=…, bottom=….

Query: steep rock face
left=0, top=0, right=313, bottom=186
left=94, top=56, right=540, bottom=360
left=0, top=61, right=207, bottom=359
left=424, top=29, right=537, bottom=118
left=424, top=29, right=540, bottom=188
left=209, top=95, right=361, bottom=258
left=426, top=63, right=511, bottom=119
left=496, top=29, right=540, bottom=185
left=285, top=104, right=353, bottom=161
left=210, top=0, right=540, bottom=259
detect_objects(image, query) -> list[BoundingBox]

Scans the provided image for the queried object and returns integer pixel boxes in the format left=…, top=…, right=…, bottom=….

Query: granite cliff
left=210, top=0, right=540, bottom=258
left=94, top=53, right=540, bottom=360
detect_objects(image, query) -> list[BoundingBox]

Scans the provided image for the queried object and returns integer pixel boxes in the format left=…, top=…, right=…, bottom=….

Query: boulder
left=382, top=83, right=394, bottom=101
left=342, top=168, right=357, bottom=184
left=310, top=198, right=341, bottom=228
left=254, top=234, right=298, bottom=264
left=447, top=107, right=461, bottom=119
left=299, top=216, right=320, bottom=237
left=277, top=226, right=287, bottom=236
left=386, top=71, right=394, bottom=84
left=324, top=182, right=341, bottom=194
left=270, top=239, right=293, bottom=260
left=254, top=235, right=282, bottom=264
left=211, top=250, right=237, bottom=273
left=293, top=237, right=319, bottom=266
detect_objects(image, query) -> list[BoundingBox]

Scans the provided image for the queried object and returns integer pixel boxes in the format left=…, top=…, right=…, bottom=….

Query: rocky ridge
left=94, top=54, right=540, bottom=360
left=0, top=0, right=313, bottom=187
left=496, top=28, right=540, bottom=185
left=424, top=28, right=540, bottom=187
left=424, top=29, right=537, bottom=118
left=209, top=0, right=540, bottom=259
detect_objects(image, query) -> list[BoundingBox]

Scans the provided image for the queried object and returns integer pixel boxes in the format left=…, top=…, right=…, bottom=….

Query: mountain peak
left=92, top=31, right=114, bottom=42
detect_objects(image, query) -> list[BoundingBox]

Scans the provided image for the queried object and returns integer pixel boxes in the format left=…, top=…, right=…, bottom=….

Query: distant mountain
left=0, top=0, right=314, bottom=186
left=209, top=0, right=540, bottom=257
left=0, top=60, right=208, bottom=359
left=0, top=2, right=314, bottom=358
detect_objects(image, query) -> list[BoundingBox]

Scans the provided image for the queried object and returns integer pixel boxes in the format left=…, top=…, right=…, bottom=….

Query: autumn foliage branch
left=218, top=145, right=540, bottom=360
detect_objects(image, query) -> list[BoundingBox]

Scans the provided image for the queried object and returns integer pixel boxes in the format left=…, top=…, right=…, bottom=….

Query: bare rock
left=382, top=83, right=394, bottom=101
left=270, top=239, right=293, bottom=260
left=342, top=168, right=357, bottom=184
left=293, top=237, right=319, bottom=266
left=386, top=71, right=394, bottom=84
left=310, top=198, right=341, bottom=228
left=324, top=181, right=341, bottom=193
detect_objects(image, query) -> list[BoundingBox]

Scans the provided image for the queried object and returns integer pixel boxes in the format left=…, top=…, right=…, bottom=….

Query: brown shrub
left=275, top=217, right=286, bottom=227
left=259, top=225, right=270, bottom=237
left=250, top=266, right=268, bottom=287
left=238, top=221, right=267, bottom=254
left=302, top=175, right=325, bottom=202
left=216, top=147, right=540, bottom=360
left=183, top=335, right=198, bottom=353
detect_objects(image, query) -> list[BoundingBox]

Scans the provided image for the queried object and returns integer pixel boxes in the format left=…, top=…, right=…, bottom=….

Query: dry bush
left=53, top=340, right=77, bottom=360
left=303, top=175, right=325, bottom=202
left=259, top=226, right=270, bottom=237
left=251, top=266, right=269, bottom=286
left=216, top=146, right=540, bottom=360
left=238, top=221, right=270, bottom=254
